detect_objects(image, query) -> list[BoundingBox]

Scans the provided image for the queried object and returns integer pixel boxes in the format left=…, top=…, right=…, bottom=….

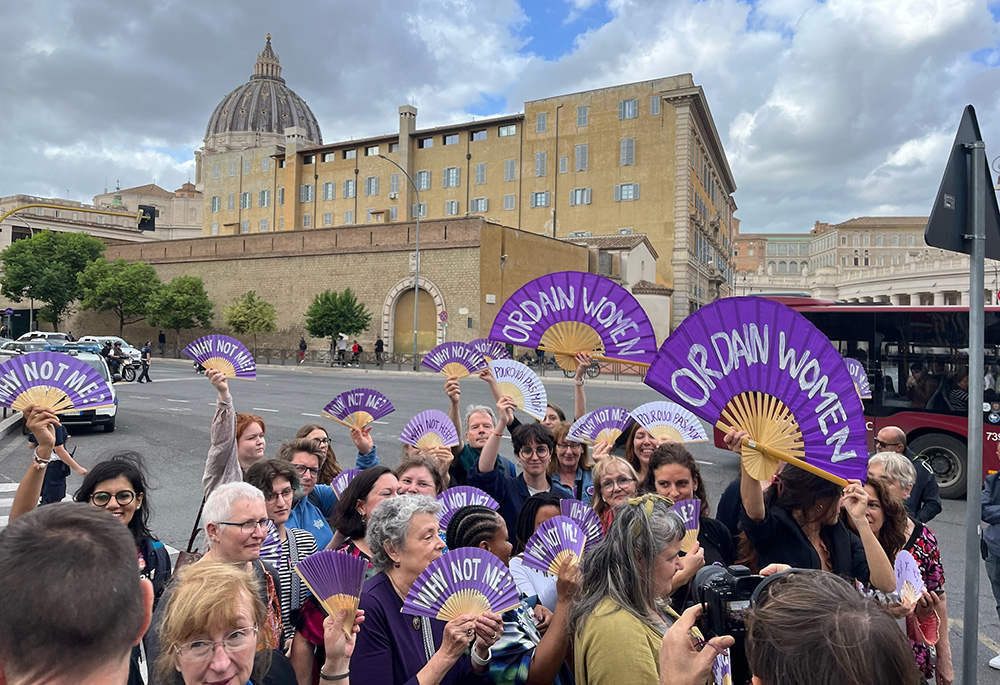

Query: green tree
left=78, top=258, right=162, bottom=336
left=147, top=276, right=214, bottom=350
left=305, top=288, right=373, bottom=346
left=0, top=230, right=105, bottom=331
left=223, top=291, right=277, bottom=355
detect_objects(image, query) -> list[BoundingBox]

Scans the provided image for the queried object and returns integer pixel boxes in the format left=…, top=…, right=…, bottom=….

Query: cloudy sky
left=3, top=0, right=1000, bottom=233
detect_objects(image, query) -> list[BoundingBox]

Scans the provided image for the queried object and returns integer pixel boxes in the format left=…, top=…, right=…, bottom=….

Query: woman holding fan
left=624, top=423, right=667, bottom=483
left=352, top=495, right=504, bottom=684
left=445, top=505, right=578, bottom=685
left=203, top=369, right=267, bottom=497
left=724, top=429, right=896, bottom=593
left=508, top=494, right=564, bottom=612
left=549, top=421, right=595, bottom=501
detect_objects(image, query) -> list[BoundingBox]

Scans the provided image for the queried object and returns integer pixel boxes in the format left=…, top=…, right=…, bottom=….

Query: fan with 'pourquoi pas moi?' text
left=488, top=271, right=658, bottom=372
left=644, top=297, right=869, bottom=487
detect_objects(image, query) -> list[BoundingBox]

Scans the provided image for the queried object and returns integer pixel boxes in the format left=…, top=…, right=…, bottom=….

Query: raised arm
left=841, top=480, right=895, bottom=592
left=573, top=352, right=591, bottom=421
left=445, top=375, right=464, bottom=452
left=350, top=426, right=379, bottom=468
left=725, top=429, right=766, bottom=523
left=203, top=369, right=238, bottom=498
left=10, top=406, right=59, bottom=522
left=479, top=395, right=516, bottom=475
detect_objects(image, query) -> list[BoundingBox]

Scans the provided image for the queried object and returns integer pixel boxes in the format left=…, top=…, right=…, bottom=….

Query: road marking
left=696, top=460, right=714, bottom=466
left=167, top=399, right=190, bottom=403
left=301, top=413, right=321, bottom=418
left=131, top=396, right=151, bottom=400
left=0, top=483, right=18, bottom=493
left=948, top=617, right=1000, bottom=653
left=253, top=408, right=279, bottom=413
left=0, top=516, right=6, bottom=527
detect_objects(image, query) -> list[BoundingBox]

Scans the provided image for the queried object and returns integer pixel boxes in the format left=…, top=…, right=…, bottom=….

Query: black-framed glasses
left=600, top=477, right=636, bottom=491
left=556, top=442, right=583, bottom=450
left=217, top=519, right=268, bottom=534
left=518, top=446, right=550, bottom=458
left=90, top=490, right=136, bottom=507
left=874, top=439, right=901, bottom=449
left=292, top=463, right=320, bottom=477
left=173, top=625, right=258, bottom=663
left=313, top=437, right=331, bottom=446
left=265, top=487, right=294, bottom=503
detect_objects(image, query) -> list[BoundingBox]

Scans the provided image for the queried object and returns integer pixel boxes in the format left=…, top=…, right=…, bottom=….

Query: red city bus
left=745, top=296, right=999, bottom=498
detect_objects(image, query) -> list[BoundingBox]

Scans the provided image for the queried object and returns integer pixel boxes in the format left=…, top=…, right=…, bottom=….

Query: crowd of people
left=0, top=351, right=963, bottom=685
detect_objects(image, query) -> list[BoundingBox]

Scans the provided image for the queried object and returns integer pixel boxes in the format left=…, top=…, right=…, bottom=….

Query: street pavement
left=0, top=358, right=998, bottom=681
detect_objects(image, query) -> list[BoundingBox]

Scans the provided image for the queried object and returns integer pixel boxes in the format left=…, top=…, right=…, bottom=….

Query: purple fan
left=644, top=297, right=868, bottom=485
left=183, top=335, right=256, bottom=380
left=712, top=648, right=732, bottom=685
left=469, top=339, right=512, bottom=361
left=894, top=550, right=925, bottom=606
left=488, top=271, right=658, bottom=372
left=322, top=388, right=394, bottom=429
left=332, top=469, right=362, bottom=498
left=566, top=406, right=630, bottom=445
left=259, top=519, right=281, bottom=561
left=844, top=359, right=872, bottom=399
left=560, top=499, right=604, bottom=548
left=295, top=550, right=369, bottom=634
left=630, top=401, right=709, bottom=443
left=670, top=499, right=701, bottom=553
left=402, top=548, right=521, bottom=620
left=488, top=359, right=548, bottom=420
left=437, top=486, right=499, bottom=529
left=522, top=516, right=586, bottom=576
left=0, top=352, right=115, bottom=414
left=399, top=410, right=460, bottom=450
left=421, top=342, right=489, bottom=378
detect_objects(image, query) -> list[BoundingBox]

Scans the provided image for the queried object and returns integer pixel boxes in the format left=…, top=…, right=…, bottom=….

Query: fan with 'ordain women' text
left=644, top=297, right=868, bottom=485
left=488, top=271, right=658, bottom=372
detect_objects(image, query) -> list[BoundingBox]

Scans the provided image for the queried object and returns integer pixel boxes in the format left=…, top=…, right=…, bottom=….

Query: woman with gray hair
left=570, top=493, right=686, bottom=684
left=350, top=495, right=504, bottom=684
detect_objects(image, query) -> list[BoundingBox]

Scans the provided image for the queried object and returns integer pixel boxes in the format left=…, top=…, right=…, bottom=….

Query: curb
left=0, top=412, right=23, bottom=439
left=151, top=356, right=646, bottom=387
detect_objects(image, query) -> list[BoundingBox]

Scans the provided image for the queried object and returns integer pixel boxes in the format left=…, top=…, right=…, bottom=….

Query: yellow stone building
left=196, top=37, right=738, bottom=329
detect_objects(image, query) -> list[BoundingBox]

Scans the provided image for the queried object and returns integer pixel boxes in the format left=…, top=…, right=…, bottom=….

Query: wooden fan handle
left=534, top=345, right=652, bottom=369
left=740, top=437, right=848, bottom=487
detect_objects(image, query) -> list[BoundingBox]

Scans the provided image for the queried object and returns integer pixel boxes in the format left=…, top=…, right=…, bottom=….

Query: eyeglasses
left=556, top=442, right=583, bottom=450
left=600, top=477, right=636, bottom=491
left=874, top=439, right=902, bottom=449
left=217, top=519, right=268, bottom=535
left=90, top=490, right=136, bottom=507
left=313, top=437, right=331, bottom=446
left=292, top=463, right=320, bottom=477
left=265, top=487, right=294, bottom=503
left=518, top=446, right=550, bottom=459
left=173, top=625, right=258, bottom=663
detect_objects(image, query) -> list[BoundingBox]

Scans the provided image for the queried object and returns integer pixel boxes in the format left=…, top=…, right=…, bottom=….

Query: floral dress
left=903, top=519, right=945, bottom=680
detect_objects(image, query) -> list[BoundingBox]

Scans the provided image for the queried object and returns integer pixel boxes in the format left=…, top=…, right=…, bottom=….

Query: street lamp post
left=378, top=155, right=421, bottom=370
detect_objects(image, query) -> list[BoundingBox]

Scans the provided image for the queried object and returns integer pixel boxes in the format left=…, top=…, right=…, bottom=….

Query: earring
left=393, top=561, right=401, bottom=568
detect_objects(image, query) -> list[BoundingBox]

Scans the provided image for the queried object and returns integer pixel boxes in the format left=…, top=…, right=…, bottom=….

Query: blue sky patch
left=516, top=0, right=612, bottom=61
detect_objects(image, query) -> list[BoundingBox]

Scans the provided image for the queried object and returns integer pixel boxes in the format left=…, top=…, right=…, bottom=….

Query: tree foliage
left=147, top=276, right=214, bottom=345
left=305, top=288, right=373, bottom=343
left=223, top=291, right=277, bottom=354
left=78, top=258, right=162, bottom=336
left=0, top=230, right=105, bottom=330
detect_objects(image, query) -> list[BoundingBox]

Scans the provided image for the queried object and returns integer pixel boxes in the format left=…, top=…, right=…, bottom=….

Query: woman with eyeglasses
left=154, top=561, right=362, bottom=685
left=295, top=422, right=380, bottom=486
left=468, top=396, right=574, bottom=543
left=10, top=407, right=173, bottom=685
left=275, top=438, right=339, bottom=550
left=548, top=421, right=595, bottom=501
left=245, top=459, right=319, bottom=647
left=590, top=456, right=639, bottom=533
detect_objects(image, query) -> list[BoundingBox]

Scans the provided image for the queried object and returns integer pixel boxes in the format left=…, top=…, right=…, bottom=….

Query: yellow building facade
left=198, top=38, right=738, bottom=329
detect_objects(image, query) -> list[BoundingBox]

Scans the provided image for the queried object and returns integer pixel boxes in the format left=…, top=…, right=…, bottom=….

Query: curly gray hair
left=366, top=494, right=442, bottom=573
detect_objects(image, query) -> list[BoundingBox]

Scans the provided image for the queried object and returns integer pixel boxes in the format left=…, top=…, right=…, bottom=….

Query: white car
left=78, top=336, right=143, bottom=362
left=16, top=331, right=70, bottom=344
left=0, top=339, right=48, bottom=362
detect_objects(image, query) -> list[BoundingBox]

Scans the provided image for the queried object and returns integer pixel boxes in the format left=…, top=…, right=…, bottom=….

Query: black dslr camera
left=691, top=564, right=765, bottom=685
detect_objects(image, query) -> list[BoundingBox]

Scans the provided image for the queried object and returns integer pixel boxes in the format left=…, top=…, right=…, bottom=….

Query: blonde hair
left=547, top=421, right=593, bottom=477
left=591, top=457, right=639, bottom=518
left=154, top=562, right=267, bottom=683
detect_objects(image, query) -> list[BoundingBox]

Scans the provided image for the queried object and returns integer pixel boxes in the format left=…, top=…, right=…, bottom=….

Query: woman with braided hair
left=446, top=505, right=577, bottom=685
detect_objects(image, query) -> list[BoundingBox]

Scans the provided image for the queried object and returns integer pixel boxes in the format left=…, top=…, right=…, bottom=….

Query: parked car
left=42, top=346, right=118, bottom=432
left=77, top=336, right=143, bottom=362
left=0, top=339, right=48, bottom=362
left=17, top=331, right=70, bottom=344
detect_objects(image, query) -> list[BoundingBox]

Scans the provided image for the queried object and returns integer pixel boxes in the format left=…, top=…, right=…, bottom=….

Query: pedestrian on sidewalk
left=298, top=336, right=307, bottom=364
left=138, top=341, right=153, bottom=383
left=337, top=336, right=347, bottom=366
left=375, top=336, right=384, bottom=364
left=158, top=330, right=166, bottom=356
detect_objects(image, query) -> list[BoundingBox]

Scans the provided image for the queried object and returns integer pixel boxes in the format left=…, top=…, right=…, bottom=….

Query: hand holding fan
left=894, top=550, right=925, bottom=608
left=421, top=342, right=489, bottom=378
left=669, top=499, right=701, bottom=553
left=0, top=352, right=115, bottom=414
left=630, top=401, right=709, bottom=443
left=843, top=359, right=872, bottom=400
left=522, top=516, right=586, bottom=576
left=402, top=548, right=521, bottom=620
left=183, top=335, right=256, bottom=380
left=437, top=486, right=499, bottom=529
left=644, top=297, right=868, bottom=486
left=332, top=469, right=362, bottom=498
left=399, top=410, right=460, bottom=450
left=322, top=388, right=394, bottom=429
left=295, top=550, right=369, bottom=635
left=487, top=359, right=547, bottom=420
left=566, top=407, right=630, bottom=445
left=469, top=339, right=511, bottom=361
left=488, top=271, right=658, bottom=372
left=560, top=499, right=604, bottom=549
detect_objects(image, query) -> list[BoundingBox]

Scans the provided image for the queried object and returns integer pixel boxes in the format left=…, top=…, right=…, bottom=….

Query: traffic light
left=137, top=205, right=156, bottom=231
